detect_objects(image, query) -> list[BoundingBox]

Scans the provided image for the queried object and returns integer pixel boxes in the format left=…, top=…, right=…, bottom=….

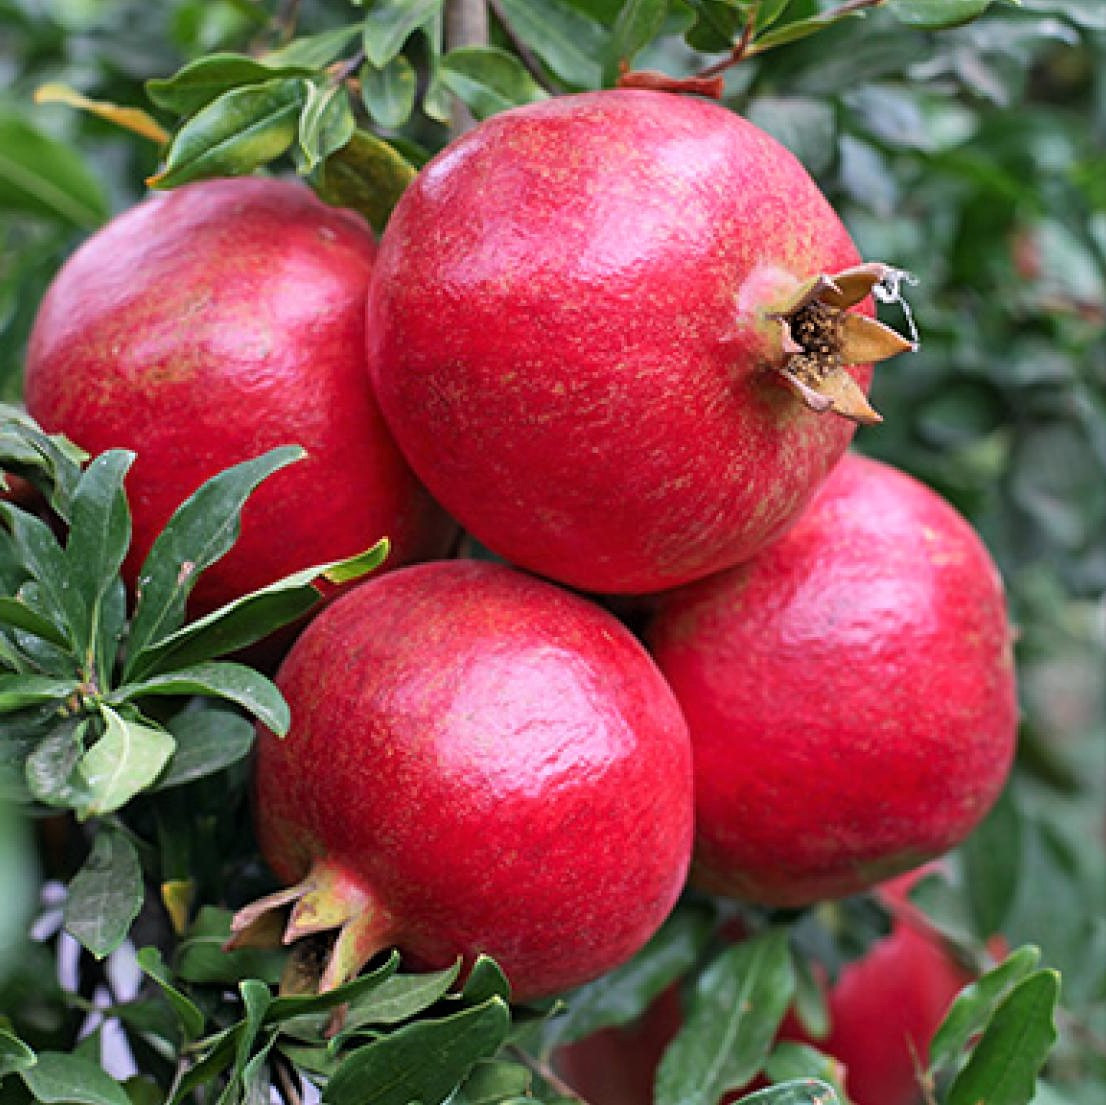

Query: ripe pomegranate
left=367, top=89, right=912, bottom=595
left=231, top=559, right=694, bottom=1001
left=646, top=453, right=1017, bottom=906
left=24, top=177, right=454, bottom=617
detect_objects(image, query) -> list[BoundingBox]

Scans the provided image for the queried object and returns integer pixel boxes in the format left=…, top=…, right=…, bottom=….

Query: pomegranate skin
left=253, top=559, right=694, bottom=1001
left=25, top=177, right=454, bottom=615
left=647, top=453, right=1017, bottom=906
left=367, top=89, right=870, bottom=594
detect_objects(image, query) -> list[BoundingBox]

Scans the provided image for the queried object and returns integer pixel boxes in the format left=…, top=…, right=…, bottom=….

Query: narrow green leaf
left=453, top=1060, right=532, bottom=1105
left=0, top=597, right=70, bottom=650
left=112, top=661, right=288, bottom=736
left=789, top=945, right=830, bottom=1040
left=929, top=945, right=1042, bottom=1074
left=0, top=407, right=87, bottom=521
left=168, top=1024, right=241, bottom=1104
left=0, top=503, right=75, bottom=650
left=134, top=946, right=206, bottom=1041
left=462, top=956, right=511, bottom=1005
left=20, top=1052, right=131, bottom=1105
left=94, top=577, right=127, bottom=691
left=0, top=673, right=78, bottom=711
left=763, top=1044, right=847, bottom=1101
left=495, top=0, right=605, bottom=88
left=362, top=0, right=444, bottom=69
left=323, top=997, right=511, bottom=1105
left=153, top=706, right=255, bottom=790
left=227, top=979, right=272, bottom=1096
left=149, top=79, right=308, bottom=189
left=298, top=82, right=356, bottom=172
left=316, top=129, right=417, bottom=234
left=603, top=0, right=669, bottom=85
left=962, top=787, right=1022, bottom=940
left=0, top=1028, right=36, bottom=1078
left=76, top=704, right=176, bottom=817
left=174, top=906, right=284, bottom=986
left=124, top=446, right=304, bottom=680
left=64, top=449, right=133, bottom=664
left=265, top=950, right=400, bottom=1023
left=337, top=961, right=463, bottom=1037
left=263, top=25, right=363, bottom=69
left=146, top=53, right=313, bottom=116
left=656, top=930, right=796, bottom=1105
left=729, top=1080, right=840, bottom=1105
left=438, top=47, right=549, bottom=121
left=359, top=56, right=417, bottom=129
left=946, top=970, right=1060, bottom=1105
left=0, top=112, right=108, bottom=228
left=63, top=829, right=144, bottom=959
left=887, top=0, right=996, bottom=29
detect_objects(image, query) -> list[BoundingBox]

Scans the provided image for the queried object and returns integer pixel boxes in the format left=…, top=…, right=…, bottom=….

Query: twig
left=445, top=0, right=489, bottom=137
left=488, top=0, right=556, bottom=93
left=507, top=1044, right=590, bottom=1104
left=274, top=1054, right=305, bottom=1105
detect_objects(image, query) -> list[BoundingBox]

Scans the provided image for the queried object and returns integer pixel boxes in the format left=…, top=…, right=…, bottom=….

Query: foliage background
left=0, top=0, right=1104, bottom=1103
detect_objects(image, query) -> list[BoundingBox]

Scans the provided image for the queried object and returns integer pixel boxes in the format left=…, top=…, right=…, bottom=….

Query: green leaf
left=789, top=946, right=829, bottom=1040
left=134, top=946, right=206, bottom=1041
left=962, top=787, right=1022, bottom=940
left=265, top=950, right=400, bottom=1023
left=0, top=407, right=87, bottom=521
left=453, top=1060, right=532, bottom=1105
left=146, top=53, right=314, bottom=117
left=263, top=25, right=363, bottom=69
left=175, top=906, right=284, bottom=986
left=929, top=945, right=1042, bottom=1074
left=683, top=0, right=746, bottom=53
left=0, top=1028, right=36, bottom=1078
left=763, top=1044, right=846, bottom=1100
left=227, top=978, right=272, bottom=1096
left=20, top=1051, right=131, bottom=1105
left=362, top=0, right=444, bottom=69
left=0, top=112, right=108, bottom=228
left=438, top=47, right=549, bottom=121
left=148, top=79, right=308, bottom=189
left=462, top=956, right=511, bottom=1005
left=0, top=597, right=69, bottom=651
left=76, top=704, right=176, bottom=818
left=323, top=997, right=511, bottom=1105
left=124, top=446, right=304, bottom=681
left=316, top=129, right=417, bottom=234
left=359, top=56, right=417, bottom=129
left=656, top=930, right=796, bottom=1105
left=298, top=82, right=356, bottom=172
left=1, top=504, right=76, bottom=651
left=729, top=1080, right=840, bottom=1105
left=336, top=961, right=463, bottom=1037
left=63, top=829, right=144, bottom=959
left=887, top=0, right=996, bottom=29
left=111, top=662, right=288, bottom=736
left=24, top=719, right=89, bottom=808
left=153, top=706, right=255, bottom=790
left=0, top=673, right=78, bottom=712
left=495, top=0, right=605, bottom=88
left=946, top=970, right=1060, bottom=1105
left=64, top=449, right=133, bottom=667
left=603, top=0, right=669, bottom=85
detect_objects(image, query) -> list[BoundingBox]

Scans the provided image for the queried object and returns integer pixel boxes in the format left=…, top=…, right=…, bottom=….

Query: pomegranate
left=646, top=453, right=1017, bottom=906
left=231, top=559, right=694, bottom=1001
left=24, top=177, right=454, bottom=617
left=367, top=89, right=912, bottom=594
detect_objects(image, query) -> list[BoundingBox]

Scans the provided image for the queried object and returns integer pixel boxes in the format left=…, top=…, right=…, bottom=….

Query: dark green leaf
left=683, top=0, right=746, bottom=53
left=76, top=705, right=175, bottom=817
left=94, top=577, right=127, bottom=691
left=24, top=719, right=90, bottom=808
left=453, top=1060, right=532, bottom=1105
left=438, top=48, right=549, bottom=121
left=0, top=674, right=78, bottom=712
left=887, top=0, right=996, bottom=29
left=263, top=25, right=363, bottom=69
left=19, top=1052, right=131, bottom=1105
left=227, top=978, right=272, bottom=1095
left=64, top=449, right=133, bottom=666
left=153, top=705, right=255, bottom=790
left=359, top=57, right=417, bottom=129
left=298, top=82, right=356, bottom=172
left=729, top=1080, right=840, bottom=1105
left=656, top=930, right=796, bottom=1105
left=0, top=598, right=70, bottom=651
left=462, top=956, right=511, bottom=1005
left=962, top=787, right=1022, bottom=940
left=175, top=906, right=285, bottom=986
left=0, top=112, right=108, bottom=228
left=112, top=662, right=287, bottom=736
left=929, top=945, right=1042, bottom=1074
left=135, top=946, right=206, bottom=1041
left=266, top=951, right=400, bottom=1023
left=603, top=0, right=668, bottom=85
left=63, top=829, right=143, bottom=959
left=147, top=53, right=314, bottom=116
left=0, top=408, right=86, bottom=521
left=362, top=0, right=444, bottom=69
left=495, top=0, right=605, bottom=88
left=316, top=130, right=417, bottom=234
left=946, top=970, right=1060, bottom=1105
left=124, top=446, right=304, bottom=681
left=337, top=961, right=463, bottom=1037
left=149, top=79, right=308, bottom=189
left=323, top=997, right=511, bottom=1105
left=0, top=1028, right=35, bottom=1078
left=168, top=1024, right=241, bottom=1104
left=0, top=504, right=75, bottom=651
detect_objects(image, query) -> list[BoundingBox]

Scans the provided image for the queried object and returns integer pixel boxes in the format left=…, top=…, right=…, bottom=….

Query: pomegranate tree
left=232, top=559, right=694, bottom=1001
left=646, top=453, right=1018, bottom=906
left=367, top=89, right=913, bottom=594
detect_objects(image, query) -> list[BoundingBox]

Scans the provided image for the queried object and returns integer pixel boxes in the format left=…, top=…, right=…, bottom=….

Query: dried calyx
left=769, top=262, right=917, bottom=425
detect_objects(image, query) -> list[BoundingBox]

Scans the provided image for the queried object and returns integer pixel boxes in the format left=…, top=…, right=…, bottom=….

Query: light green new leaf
left=111, top=661, right=288, bottom=736
left=656, top=930, right=796, bottom=1105
left=20, top=1052, right=131, bottom=1105
left=76, top=705, right=176, bottom=818
left=298, top=82, right=357, bottom=172
left=0, top=112, right=108, bottom=227
left=146, top=53, right=314, bottom=117
left=887, top=0, right=996, bottom=29
left=439, top=47, right=549, bottom=121
left=496, top=0, right=606, bottom=88
left=360, top=56, right=417, bottom=129
left=946, top=970, right=1060, bottom=1105
left=63, top=828, right=143, bottom=959
left=148, top=80, right=308, bottom=189
left=362, top=0, right=444, bottom=69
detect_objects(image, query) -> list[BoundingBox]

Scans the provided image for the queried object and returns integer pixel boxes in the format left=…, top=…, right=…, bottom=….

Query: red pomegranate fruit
left=646, top=453, right=1017, bottom=906
left=24, top=177, right=454, bottom=616
left=367, top=89, right=912, bottom=594
left=231, top=559, right=694, bottom=1001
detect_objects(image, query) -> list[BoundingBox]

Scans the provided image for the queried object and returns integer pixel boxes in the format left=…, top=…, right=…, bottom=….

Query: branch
left=507, top=1044, right=590, bottom=1104
left=445, top=0, right=489, bottom=136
